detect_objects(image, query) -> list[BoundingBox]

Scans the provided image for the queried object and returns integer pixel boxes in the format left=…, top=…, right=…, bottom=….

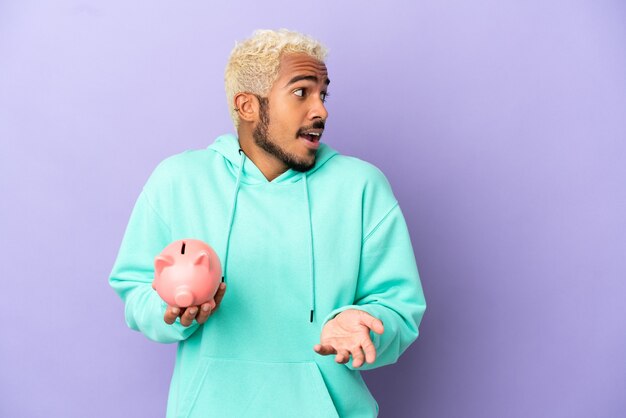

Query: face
left=252, top=53, right=330, bottom=173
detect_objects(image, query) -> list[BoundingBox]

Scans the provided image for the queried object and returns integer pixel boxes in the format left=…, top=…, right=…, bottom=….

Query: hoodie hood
left=208, top=133, right=338, bottom=184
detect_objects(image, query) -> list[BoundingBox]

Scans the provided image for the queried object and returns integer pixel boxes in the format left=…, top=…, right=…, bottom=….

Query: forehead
left=275, top=53, right=329, bottom=86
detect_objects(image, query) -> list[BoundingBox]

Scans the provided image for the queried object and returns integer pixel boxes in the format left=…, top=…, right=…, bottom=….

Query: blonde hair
left=225, top=29, right=328, bottom=128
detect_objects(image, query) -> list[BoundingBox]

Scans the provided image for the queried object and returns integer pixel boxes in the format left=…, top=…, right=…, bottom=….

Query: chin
left=288, top=156, right=316, bottom=172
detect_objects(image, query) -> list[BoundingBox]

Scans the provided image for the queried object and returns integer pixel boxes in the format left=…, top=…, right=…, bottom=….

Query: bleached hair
left=225, top=29, right=328, bottom=128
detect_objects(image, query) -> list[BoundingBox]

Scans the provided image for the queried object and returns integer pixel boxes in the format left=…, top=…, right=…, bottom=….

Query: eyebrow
left=285, top=75, right=331, bottom=87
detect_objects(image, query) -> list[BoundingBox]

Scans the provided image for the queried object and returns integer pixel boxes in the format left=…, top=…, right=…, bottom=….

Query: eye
left=293, top=88, right=305, bottom=97
left=321, top=91, right=330, bottom=103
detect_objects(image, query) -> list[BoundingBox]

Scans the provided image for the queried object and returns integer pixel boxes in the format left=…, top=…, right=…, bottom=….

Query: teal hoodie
left=109, top=133, right=426, bottom=418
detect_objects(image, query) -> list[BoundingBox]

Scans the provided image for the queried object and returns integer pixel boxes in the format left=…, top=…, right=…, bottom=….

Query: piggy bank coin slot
left=181, top=241, right=186, bottom=255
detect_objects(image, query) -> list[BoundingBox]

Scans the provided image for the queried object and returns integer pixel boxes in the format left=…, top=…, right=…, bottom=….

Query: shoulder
left=154, top=149, right=213, bottom=174
left=144, top=149, right=214, bottom=188
left=321, top=154, right=390, bottom=187
left=317, top=154, right=399, bottom=228
left=322, top=154, right=396, bottom=201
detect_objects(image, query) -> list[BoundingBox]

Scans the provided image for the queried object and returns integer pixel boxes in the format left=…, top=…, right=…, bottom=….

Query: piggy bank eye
left=181, top=241, right=186, bottom=254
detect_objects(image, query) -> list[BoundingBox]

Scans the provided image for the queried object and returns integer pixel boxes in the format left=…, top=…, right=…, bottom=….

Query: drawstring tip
left=310, top=310, right=314, bottom=323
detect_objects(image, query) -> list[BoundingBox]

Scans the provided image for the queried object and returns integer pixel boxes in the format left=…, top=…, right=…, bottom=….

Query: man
left=110, top=29, right=426, bottom=418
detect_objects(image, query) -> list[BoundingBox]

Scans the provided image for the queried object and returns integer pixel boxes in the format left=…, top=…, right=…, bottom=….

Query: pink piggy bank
left=152, top=239, right=222, bottom=308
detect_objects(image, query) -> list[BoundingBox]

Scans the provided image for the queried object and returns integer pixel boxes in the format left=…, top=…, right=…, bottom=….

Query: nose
left=309, top=97, right=328, bottom=121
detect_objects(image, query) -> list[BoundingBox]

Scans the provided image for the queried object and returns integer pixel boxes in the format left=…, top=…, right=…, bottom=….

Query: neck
left=237, top=129, right=288, bottom=182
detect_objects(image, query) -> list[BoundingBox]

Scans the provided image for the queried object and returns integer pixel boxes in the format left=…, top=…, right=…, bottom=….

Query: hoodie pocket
left=177, top=357, right=339, bottom=418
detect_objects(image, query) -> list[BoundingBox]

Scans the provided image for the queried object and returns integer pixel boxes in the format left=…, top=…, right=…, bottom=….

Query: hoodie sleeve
left=322, top=173, right=426, bottom=371
left=109, top=187, right=201, bottom=343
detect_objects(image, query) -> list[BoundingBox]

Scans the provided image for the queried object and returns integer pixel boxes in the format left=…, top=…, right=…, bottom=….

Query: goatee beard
left=252, top=97, right=316, bottom=173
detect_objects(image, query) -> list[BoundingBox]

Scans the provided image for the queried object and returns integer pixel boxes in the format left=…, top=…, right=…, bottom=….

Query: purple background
left=1, top=1, right=625, bottom=417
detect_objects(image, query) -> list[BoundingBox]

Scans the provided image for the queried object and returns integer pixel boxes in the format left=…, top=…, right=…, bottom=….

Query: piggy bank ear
left=155, top=255, right=174, bottom=276
left=194, top=251, right=210, bottom=270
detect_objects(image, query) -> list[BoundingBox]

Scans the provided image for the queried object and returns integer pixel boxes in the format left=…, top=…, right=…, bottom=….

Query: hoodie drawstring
left=303, top=173, right=316, bottom=323
left=221, top=148, right=316, bottom=323
left=222, top=148, right=246, bottom=284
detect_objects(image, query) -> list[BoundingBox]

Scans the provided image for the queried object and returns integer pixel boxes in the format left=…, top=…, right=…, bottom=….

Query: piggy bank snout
left=174, top=286, right=194, bottom=307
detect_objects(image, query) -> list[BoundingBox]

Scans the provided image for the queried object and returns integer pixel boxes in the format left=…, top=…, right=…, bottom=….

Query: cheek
left=268, top=108, right=299, bottom=136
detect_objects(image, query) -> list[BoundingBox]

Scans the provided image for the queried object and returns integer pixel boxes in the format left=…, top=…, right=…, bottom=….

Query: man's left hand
left=313, top=309, right=384, bottom=368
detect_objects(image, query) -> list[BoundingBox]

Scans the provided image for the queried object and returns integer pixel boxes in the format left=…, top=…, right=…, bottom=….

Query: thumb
left=359, top=311, right=384, bottom=335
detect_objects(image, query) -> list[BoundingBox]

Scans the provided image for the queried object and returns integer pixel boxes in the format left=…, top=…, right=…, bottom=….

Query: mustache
left=296, top=120, right=325, bottom=136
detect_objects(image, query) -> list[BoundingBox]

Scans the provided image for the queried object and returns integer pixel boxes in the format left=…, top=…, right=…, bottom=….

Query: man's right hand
left=164, top=282, right=226, bottom=326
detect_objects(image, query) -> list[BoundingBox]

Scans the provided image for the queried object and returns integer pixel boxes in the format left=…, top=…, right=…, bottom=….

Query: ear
left=233, top=92, right=259, bottom=123
left=155, top=255, right=174, bottom=276
left=194, top=251, right=210, bottom=270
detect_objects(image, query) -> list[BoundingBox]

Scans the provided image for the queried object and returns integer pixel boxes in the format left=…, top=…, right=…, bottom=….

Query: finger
left=350, top=346, right=366, bottom=368
left=313, top=344, right=337, bottom=356
left=214, top=283, right=226, bottom=309
left=362, top=337, right=377, bottom=364
left=196, top=300, right=216, bottom=324
left=335, top=350, right=350, bottom=364
left=180, top=306, right=198, bottom=327
left=164, top=306, right=181, bottom=325
left=360, top=312, right=384, bottom=335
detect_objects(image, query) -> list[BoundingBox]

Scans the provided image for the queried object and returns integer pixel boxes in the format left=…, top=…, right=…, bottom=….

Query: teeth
left=306, top=132, right=320, bottom=136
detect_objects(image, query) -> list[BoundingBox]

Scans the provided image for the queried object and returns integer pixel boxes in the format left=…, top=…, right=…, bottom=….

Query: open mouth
left=298, top=131, right=322, bottom=150
left=297, top=123, right=324, bottom=150
left=299, top=132, right=321, bottom=142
